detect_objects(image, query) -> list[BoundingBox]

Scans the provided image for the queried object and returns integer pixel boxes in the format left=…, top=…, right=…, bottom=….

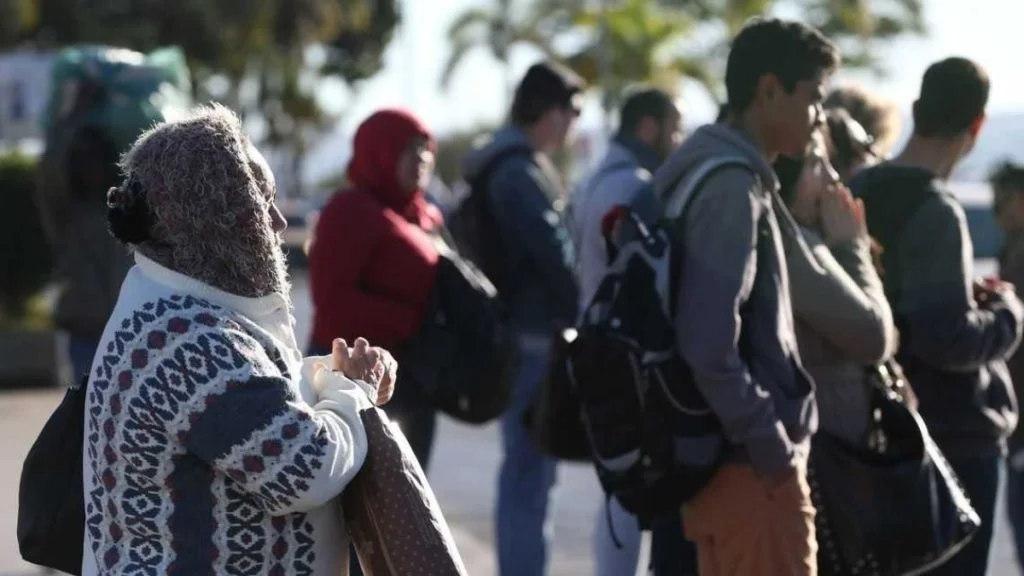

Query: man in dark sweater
left=850, top=57, right=1024, bottom=576
left=992, top=160, right=1024, bottom=570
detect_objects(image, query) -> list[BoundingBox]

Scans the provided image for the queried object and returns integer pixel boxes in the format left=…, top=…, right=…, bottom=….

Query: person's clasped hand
left=819, top=185, right=867, bottom=245
left=974, top=276, right=1016, bottom=307
left=311, top=337, right=396, bottom=406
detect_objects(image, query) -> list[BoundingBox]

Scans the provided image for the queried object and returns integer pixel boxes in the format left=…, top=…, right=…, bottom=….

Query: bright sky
left=327, top=0, right=1024, bottom=135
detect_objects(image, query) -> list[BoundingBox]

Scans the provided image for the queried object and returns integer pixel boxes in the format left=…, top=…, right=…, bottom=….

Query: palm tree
left=441, top=0, right=580, bottom=103
left=658, top=0, right=926, bottom=79
left=565, top=0, right=713, bottom=112
left=566, top=0, right=925, bottom=109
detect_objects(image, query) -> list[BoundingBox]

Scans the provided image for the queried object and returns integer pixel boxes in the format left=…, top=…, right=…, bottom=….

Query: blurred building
left=0, top=51, right=54, bottom=143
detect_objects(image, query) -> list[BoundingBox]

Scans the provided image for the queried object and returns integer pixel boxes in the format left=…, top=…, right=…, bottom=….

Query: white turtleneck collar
left=133, top=253, right=302, bottom=365
left=135, top=253, right=290, bottom=319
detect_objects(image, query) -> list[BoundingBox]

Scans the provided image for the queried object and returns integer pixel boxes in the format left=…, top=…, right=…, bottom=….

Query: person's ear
left=757, top=74, right=782, bottom=106
left=968, top=113, right=987, bottom=138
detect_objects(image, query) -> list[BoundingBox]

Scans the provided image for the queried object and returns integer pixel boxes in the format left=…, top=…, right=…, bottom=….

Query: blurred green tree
left=434, top=124, right=496, bottom=185
left=1, top=0, right=401, bottom=196
left=0, top=151, right=50, bottom=321
left=442, top=0, right=924, bottom=116
left=568, top=0, right=924, bottom=105
left=440, top=0, right=580, bottom=102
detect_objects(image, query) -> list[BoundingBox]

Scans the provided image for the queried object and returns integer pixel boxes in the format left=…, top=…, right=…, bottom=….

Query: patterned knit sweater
left=81, top=254, right=372, bottom=575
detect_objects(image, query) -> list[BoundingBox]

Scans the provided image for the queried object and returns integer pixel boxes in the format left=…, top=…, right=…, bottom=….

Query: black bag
left=524, top=326, right=591, bottom=462
left=809, top=362, right=980, bottom=576
left=447, top=145, right=533, bottom=292
left=18, top=376, right=87, bottom=575
left=524, top=160, right=652, bottom=463
left=566, top=156, right=752, bottom=529
left=399, top=247, right=518, bottom=425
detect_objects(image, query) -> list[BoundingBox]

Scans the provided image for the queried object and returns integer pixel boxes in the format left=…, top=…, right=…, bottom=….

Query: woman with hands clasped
left=313, top=337, right=397, bottom=408
left=83, top=105, right=399, bottom=576
left=774, top=129, right=899, bottom=444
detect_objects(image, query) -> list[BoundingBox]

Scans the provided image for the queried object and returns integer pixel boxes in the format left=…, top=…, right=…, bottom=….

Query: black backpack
left=566, top=156, right=754, bottom=530
left=399, top=241, right=519, bottom=425
left=526, top=160, right=651, bottom=463
left=447, top=145, right=533, bottom=292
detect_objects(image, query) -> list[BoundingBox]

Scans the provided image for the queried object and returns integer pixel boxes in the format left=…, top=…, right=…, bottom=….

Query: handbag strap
left=866, top=360, right=914, bottom=403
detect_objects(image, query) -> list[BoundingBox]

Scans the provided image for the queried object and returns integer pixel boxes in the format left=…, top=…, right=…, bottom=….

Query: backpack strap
left=459, top=144, right=535, bottom=295
left=661, top=155, right=754, bottom=221
left=467, top=145, right=535, bottom=190
left=599, top=157, right=755, bottom=263
left=659, top=156, right=759, bottom=333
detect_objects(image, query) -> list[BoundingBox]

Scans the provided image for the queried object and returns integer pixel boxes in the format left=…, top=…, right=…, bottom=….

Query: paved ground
left=1, top=273, right=1021, bottom=575
left=0, top=388, right=603, bottom=576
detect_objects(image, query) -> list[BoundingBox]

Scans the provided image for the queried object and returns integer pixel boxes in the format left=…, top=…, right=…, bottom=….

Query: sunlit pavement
left=0, top=272, right=1018, bottom=576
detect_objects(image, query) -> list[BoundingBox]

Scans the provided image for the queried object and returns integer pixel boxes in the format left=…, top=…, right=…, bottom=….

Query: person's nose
left=813, top=104, right=826, bottom=128
left=270, top=203, right=288, bottom=233
left=418, top=149, right=434, bottom=166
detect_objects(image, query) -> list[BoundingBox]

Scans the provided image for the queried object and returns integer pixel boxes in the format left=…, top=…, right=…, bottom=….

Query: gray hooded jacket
left=653, top=123, right=817, bottom=479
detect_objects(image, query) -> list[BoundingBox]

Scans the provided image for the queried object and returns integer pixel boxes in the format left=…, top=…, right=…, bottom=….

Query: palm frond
left=440, top=37, right=477, bottom=90
left=446, top=7, right=494, bottom=41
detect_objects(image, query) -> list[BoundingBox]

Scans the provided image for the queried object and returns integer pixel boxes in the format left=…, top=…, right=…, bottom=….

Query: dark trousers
left=650, top=511, right=699, bottom=575
left=1005, top=461, right=1024, bottom=572
left=927, top=455, right=1003, bottom=576
left=307, top=344, right=437, bottom=576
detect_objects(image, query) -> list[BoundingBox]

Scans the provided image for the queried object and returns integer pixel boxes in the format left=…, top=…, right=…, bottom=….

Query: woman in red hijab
left=308, top=108, right=442, bottom=470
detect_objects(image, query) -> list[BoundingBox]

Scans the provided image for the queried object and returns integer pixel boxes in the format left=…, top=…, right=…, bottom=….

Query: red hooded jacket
left=308, top=109, right=443, bottom=351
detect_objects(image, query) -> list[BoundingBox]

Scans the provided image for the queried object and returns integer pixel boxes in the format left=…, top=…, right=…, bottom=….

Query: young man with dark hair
left=850, top=58, right=1023, bottom=576
left=460, top=60, right=583, bottom=576
left=991, top=160, right=1024, bottom=571
left=571, top=85, right=689, bottom=576
left=651, top=17, right=838, bottom=574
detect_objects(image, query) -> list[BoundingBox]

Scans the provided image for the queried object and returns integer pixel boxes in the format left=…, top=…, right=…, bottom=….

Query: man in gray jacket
left=571, top=87, right=687, bottom=576
left=653, top=18, right=838, bottom=574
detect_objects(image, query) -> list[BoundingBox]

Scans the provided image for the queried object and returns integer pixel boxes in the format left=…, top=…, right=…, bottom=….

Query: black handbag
left=523, top=327, right=591, bottom=462
left=18, top=376, right=87, bottom=575
left=809, top=362, right=980, bottom=576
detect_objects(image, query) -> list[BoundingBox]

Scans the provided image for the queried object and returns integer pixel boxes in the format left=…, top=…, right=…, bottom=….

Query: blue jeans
left=68, top=335, right=99, bottom=382
left=497, top=337, right=558, bottom=576
left=1006, top=460, right=1024, bottom=572
left=929, top=455, right=1003, bottom=576
left=594, top=497, right=643, bottom=576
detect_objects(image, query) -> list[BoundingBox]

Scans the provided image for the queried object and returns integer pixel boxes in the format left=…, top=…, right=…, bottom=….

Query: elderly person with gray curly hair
left=81, top=104, right=394, bottom=576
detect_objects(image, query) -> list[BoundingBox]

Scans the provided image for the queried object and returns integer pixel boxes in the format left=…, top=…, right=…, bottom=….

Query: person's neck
left=726, top=110, right=777, bottom=163
left=614, top=132, right=661, bottom=173
left=891, top=135, right=963, bottom=180
left=520, top=122, right=554, bottom=156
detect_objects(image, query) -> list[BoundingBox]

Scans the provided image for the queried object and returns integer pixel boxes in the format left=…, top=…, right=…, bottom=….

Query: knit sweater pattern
left=82, top=255, right=370, bottom=575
